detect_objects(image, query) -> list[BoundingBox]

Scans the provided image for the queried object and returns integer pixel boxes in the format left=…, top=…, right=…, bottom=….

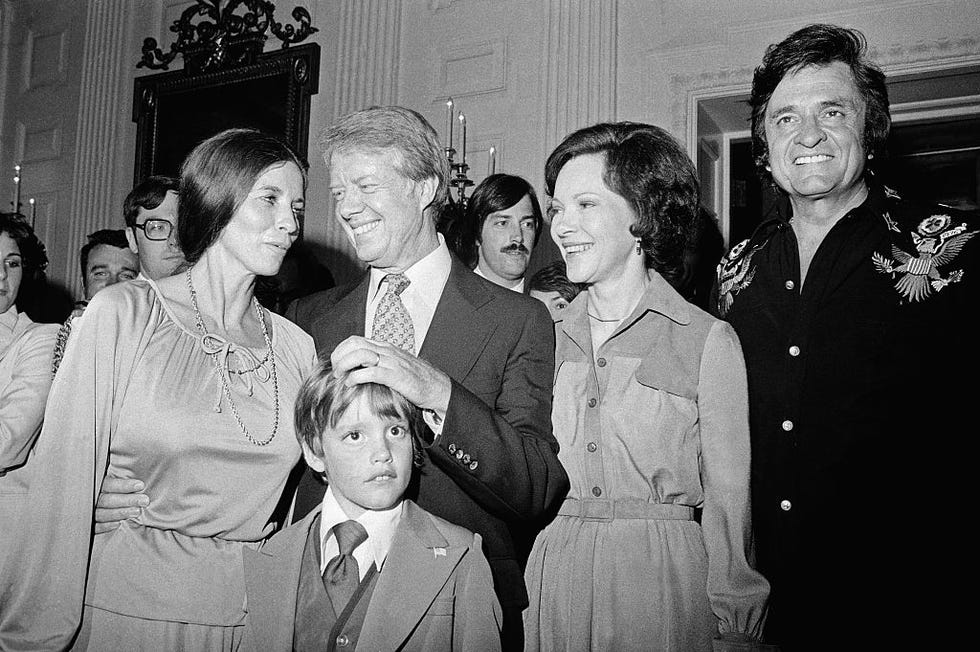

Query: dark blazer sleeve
left=429, top=295, right=568, bottom=524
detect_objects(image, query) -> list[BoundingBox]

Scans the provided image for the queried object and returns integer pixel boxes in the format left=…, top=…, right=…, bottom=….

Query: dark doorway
left=883, top=115, right=980, bottom=215
left=728, top=139, right=783, bottom=246
left=727, top=113, right=980, bottom=242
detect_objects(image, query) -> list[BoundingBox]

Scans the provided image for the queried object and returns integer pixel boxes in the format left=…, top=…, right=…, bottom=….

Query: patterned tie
left=371, top=273, right=415, bottom=352
left=322, top=519, right=368, bottom=614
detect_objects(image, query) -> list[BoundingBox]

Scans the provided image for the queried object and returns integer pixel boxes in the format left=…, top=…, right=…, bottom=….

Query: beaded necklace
left=185, top=269, right=279, bottom=446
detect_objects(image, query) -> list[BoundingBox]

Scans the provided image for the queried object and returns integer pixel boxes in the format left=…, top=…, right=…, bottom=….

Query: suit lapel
left=309, top=275, right=370, bottom=355
left=421, top=259, right=496, bottom=383
left=243, top=509, right=322, bottom=651
left=358, top=501, right=466, bottom=651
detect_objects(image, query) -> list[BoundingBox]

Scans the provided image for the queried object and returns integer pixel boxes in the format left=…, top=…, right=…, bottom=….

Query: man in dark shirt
left=715, top=24, right=978, bottom=650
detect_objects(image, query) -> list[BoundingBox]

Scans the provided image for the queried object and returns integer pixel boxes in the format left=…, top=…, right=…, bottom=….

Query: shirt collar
left=368, top=233, right=452, bottom=303
left=473, top=264, right=525, bottom=292
left=761, top=181, right=880, bottom=234
left=319, top=485, right=404, bottom=572
left=0, top=305, right=21, bottom=332
left=0, top=307, right=31, bottom=354
left=559, top=271, right=690, bottom=353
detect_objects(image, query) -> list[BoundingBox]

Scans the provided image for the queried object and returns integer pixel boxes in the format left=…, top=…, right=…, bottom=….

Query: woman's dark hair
left=451, top=174, right=543, bottom=268
left=544, top=122, right=700, bottom=286
left=0, top=213, right=48, bottom=276
left=1, top=212, right=51, bottom=316
left=749, top=23, right=890, bottom=181
left=178, top=128, right=308, bottom=264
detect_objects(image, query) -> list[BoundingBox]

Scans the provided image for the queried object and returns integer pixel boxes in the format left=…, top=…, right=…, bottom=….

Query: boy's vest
left=293, top=514, right=380, bottom=651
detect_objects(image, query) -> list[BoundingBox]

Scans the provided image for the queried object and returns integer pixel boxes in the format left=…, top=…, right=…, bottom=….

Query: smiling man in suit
left=285, top=105, right=568, bottom=651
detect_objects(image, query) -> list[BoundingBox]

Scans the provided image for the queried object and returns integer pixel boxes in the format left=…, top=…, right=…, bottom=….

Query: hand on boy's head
left=331, top=335, right=452, bottom=415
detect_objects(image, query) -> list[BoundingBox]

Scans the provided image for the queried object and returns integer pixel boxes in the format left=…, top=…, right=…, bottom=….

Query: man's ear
left=300, top=441, right=327, bottom=476
left=125, top=228, right=140, bottom=255
left=416, top=176, right=437, bottom=212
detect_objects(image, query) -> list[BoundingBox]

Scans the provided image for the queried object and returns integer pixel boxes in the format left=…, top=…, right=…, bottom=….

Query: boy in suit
left=242, top=361, right=502, bottom=651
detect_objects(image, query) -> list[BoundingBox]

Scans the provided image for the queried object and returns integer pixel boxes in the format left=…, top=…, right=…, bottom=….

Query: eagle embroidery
left=716, top=238, right=757, bottom=317
left=872, top=214, right=978, bottom=303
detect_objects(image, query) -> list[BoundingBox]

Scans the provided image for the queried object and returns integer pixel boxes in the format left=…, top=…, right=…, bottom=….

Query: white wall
left=3, top=0, right=978, bottom=289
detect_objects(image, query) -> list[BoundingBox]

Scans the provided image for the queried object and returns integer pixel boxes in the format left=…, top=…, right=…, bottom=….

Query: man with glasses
left=123, top=175, right=185, bottom=280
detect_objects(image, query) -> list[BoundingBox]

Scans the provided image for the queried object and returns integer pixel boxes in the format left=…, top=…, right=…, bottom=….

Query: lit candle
left=459, top=113, right=467, bottom=165
left=13, top=164, right=21, bottom=212
left=488, top=145, right=496, bottom=176
left=445, top=98, right=454, bottom=149
left=29, top=198, right=36, bottom=228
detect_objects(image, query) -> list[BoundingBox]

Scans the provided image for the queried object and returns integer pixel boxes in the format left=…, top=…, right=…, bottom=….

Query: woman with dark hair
left=0, top=129, right=316, bottom=650
left=523, top=122, right=769, bottom=651
left=0, top=214, right=58, bottom=576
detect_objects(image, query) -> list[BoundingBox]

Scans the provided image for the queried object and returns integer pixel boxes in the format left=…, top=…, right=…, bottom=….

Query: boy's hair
left=294, top=361, right=427, bottom=470
left=528, top=260, right=587, bottom=303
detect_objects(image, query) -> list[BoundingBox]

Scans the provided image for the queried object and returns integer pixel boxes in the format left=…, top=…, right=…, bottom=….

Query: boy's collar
left=319, top=486, right=404, bottom=572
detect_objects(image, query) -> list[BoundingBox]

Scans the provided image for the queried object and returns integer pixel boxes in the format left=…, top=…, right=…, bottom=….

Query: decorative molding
left=135, top=0, right=317, bottom=72
left=871, top=35, right=980, bottom=75
left=542, top=0, right=617, bottom=157
left=670, top=32, right=980, bottom=157
left=891, top=94, right=980, bottom=124
left=21, top=123, right=62, bottom=163
left=333, top=0, right=401, bottom=115
left=439, top=37, right=506, bottom=99
left=668, top=65, right=754, bottom=156
left=23, top=28, right=67, bottom=90
left=64, top=0, right=128, bottom=293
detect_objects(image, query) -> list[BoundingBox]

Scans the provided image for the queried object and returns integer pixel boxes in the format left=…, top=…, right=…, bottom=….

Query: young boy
left=527, top=260, right=588, bottom=321
left=242, top=362, right=502, bottom=652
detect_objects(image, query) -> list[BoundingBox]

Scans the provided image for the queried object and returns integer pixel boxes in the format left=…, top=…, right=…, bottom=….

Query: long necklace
left=186, top=269, right=279, bottom=446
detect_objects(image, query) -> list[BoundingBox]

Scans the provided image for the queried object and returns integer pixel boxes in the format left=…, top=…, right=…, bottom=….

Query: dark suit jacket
left=243, top=500, right=502, bottom=652
left=285, top=257, right=569, bottom=611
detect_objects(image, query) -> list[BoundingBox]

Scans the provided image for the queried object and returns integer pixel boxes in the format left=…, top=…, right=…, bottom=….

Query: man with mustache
left=454, top=174, right=544, bottom=293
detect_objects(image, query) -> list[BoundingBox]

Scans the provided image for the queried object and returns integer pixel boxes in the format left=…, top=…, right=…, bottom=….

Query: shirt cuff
left=422, top=409, right=444, bottom=440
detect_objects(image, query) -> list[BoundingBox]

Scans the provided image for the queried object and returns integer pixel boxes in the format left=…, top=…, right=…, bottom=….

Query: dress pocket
left=634, top=354, right=697, bottom=400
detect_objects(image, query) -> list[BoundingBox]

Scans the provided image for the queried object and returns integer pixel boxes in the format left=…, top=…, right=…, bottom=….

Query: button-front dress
left=523, top=273, right=769, bottom=651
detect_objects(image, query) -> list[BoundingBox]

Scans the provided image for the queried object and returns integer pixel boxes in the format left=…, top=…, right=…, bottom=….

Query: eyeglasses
left=132, top=218, right=173, bottom=241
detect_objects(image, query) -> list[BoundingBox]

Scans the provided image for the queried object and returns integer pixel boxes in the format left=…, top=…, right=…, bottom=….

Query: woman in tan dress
left=523, top=122, right=769, bottom=651
left=0, top=129, right=316, bottom=650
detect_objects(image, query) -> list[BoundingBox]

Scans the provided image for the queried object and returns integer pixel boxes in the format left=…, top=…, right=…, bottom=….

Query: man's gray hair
left=319, top=105, right=449, bottom=216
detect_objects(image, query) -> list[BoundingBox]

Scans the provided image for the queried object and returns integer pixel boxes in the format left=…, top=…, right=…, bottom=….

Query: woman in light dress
left=0, top=129, right=317, bottom=650
left=523, top=122, right=770, bottom=651
left=0, top=214, right=58, bottom=577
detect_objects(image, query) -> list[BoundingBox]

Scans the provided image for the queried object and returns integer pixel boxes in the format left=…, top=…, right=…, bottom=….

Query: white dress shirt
left=318, top=485, right=404, bottom=580
left=473, top=264, right=525, bottom=293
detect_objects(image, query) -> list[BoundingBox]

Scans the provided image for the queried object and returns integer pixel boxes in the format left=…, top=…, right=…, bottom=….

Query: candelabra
left=6, top=163, right=37, bottom=228
left=443, top=98, right=474, bottom=212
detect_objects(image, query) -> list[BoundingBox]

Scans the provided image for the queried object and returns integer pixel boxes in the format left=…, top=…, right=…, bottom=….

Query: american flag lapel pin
left=433, top=547, right=447, bottom=558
